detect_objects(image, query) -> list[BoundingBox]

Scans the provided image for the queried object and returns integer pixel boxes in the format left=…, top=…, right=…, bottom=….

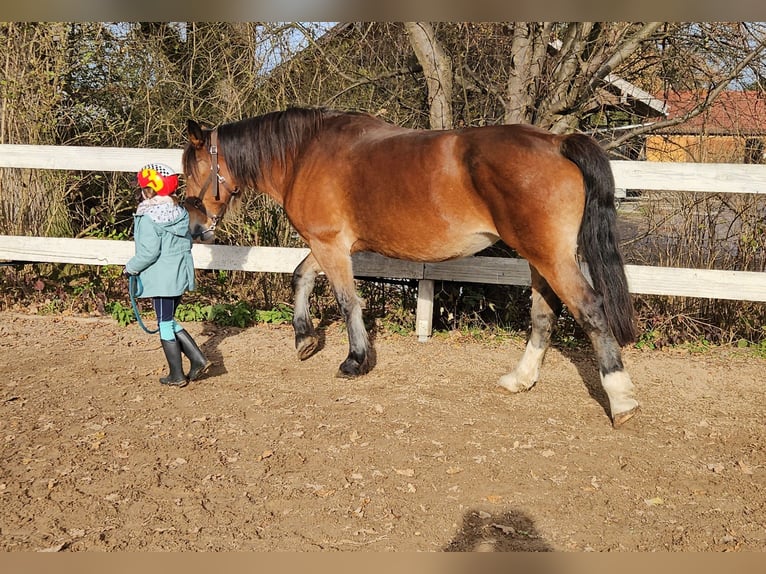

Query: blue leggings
left=153, top=296, right=183, bottom=340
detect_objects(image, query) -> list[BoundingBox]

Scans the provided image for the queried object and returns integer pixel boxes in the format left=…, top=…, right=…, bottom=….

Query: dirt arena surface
left=1, top=311, right=765, bottom=552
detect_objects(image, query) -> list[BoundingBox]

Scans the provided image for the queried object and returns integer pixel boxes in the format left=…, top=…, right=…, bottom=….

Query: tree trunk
left=504, top=22, right=552, bottom=125
left=405, top=22, right=453, bottom=129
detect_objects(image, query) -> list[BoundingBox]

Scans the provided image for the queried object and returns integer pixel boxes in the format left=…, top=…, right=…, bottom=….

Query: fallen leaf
left=39, top=542, right=69, bottom=552
left=394, top=468, right=415, bottom=477
left=736, top=461, right=754, bottom=475
left=644, top=497, right=665, bottom=506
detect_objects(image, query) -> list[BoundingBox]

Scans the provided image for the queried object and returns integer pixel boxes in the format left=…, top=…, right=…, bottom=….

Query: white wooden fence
left=1, top=144, right=765, bottom=340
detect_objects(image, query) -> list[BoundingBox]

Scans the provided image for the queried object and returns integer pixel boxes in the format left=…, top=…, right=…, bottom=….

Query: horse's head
left=182, top=119, right=241, bottom=236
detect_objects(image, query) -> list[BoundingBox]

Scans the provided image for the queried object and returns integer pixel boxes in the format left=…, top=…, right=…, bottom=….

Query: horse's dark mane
left=184, top=107, right=337, bottom=189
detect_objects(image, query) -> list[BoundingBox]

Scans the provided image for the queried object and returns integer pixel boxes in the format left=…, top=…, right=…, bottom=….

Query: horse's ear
left=187, top=119, right=205, bottom=149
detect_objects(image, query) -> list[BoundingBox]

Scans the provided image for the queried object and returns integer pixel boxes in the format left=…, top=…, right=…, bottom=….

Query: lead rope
left=128, top=275, right=159, bottom=334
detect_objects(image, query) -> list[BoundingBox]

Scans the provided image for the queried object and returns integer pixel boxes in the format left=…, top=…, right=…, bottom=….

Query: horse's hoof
left=296, top=336, right=319, bottom=361
left=612, top=405, right=641, bottom=429
left=336, top=358, right=365, bottom=379
left=498, top=373, right=534, bottom=393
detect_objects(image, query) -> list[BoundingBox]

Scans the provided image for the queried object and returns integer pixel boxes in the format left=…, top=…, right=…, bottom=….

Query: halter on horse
left=182, top=108, right=640, bottom=428
left=184, top=196, right=217, bottom=244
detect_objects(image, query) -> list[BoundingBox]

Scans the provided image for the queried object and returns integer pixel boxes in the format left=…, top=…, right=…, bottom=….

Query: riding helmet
left=137, top=163, right=179, bottom=196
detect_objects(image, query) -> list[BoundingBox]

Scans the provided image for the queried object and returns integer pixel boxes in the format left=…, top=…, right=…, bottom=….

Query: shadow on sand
left=444, top=508, right=552, bottom=552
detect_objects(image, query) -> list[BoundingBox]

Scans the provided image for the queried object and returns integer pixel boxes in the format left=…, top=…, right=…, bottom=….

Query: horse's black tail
left=560, top=133, right=637, bottom=346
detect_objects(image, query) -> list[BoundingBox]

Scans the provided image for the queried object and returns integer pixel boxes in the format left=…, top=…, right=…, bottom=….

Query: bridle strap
left=188, top=128, right=239, bottom=228
left=209, top=129, right=221, bottom=201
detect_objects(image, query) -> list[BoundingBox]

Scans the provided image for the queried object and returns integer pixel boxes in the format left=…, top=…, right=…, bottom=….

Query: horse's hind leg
left=499, top=266, right=561, bottom=393
left=293, top=253, right=321, bottom=360
left=545, top=261, right=640, bottom=428
left=577, top=289, right=640, bottom=428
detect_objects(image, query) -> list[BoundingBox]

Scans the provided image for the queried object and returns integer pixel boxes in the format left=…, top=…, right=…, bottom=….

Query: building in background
left=647, top=90, right=766, bottom=164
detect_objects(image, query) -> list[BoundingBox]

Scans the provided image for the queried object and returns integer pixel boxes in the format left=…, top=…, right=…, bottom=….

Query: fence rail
left=3, top=144, right=766, bottom=194
left=1, top=144, right=766, bottom=340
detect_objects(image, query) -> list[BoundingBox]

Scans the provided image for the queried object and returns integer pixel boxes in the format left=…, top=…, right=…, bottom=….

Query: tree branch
left=589, top=22, right=664, bottom=89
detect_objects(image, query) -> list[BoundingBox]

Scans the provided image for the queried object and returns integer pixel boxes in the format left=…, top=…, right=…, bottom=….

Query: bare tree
left=405, top=22, right=453, bottom=129
left=400, top=22, right=766, bottom=143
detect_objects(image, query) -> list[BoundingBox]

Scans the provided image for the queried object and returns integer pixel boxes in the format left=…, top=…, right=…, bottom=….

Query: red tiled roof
left=658, top=90, right=766, bottom=135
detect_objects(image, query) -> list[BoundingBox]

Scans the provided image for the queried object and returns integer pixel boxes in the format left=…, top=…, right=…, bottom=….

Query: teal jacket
left=125, top=197, right=195, bottom=298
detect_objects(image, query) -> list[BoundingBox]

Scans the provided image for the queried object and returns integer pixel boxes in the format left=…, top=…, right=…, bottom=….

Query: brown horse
left=182, top=108, right=640, bottom=427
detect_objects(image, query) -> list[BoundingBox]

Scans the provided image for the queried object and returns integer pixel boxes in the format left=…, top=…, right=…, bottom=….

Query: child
left=124, top=163, right=211, bottom=387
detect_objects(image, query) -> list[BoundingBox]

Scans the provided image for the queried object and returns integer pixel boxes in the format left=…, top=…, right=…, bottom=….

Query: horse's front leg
left=292, top=252, right=321, bottom=360
left=309, top=244, right=369, bottom=377
left=333, top=285, right=369, bottom=377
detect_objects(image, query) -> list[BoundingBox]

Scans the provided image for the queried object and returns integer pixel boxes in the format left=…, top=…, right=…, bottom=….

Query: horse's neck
left=251, top=174, right=286, bottom=207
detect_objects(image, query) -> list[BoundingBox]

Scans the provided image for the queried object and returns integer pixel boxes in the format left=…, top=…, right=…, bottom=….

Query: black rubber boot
left=160, top=339, right=188, bottom=387
left=175, top=329, right=211, bottom=381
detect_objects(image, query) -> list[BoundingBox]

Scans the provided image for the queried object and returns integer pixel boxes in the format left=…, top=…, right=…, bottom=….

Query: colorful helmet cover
left=137, top=163, right=179, bottom=196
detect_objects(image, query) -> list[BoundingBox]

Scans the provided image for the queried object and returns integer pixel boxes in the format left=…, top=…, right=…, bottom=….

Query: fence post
left=416, top=279, right=435, bottom=342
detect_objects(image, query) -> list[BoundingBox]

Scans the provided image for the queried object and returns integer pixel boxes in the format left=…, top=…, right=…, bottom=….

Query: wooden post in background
left=416, top=279, right=435, bottom=342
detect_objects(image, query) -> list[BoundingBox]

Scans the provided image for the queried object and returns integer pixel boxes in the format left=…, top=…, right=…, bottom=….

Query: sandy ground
left=1, top=311, right=765, bottom=551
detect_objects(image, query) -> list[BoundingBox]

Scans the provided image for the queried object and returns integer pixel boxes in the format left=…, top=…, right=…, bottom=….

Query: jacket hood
left=135, top=198, right=189, bottom=236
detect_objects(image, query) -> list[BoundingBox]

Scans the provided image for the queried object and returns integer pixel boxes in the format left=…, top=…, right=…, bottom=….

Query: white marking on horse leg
left=498, top=341, right=546, bottom=393
left=293, top=273, right=313, bottom=328
left=347, top=295, right=368, bottom=355
left=601, top=370, right=639, bottom=419
left=292, top=255, right=320, bottom=359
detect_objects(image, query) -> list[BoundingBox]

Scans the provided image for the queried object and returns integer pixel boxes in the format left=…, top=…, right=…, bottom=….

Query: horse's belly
left=442, top=231, right=500, bottom=259
left=367, top=231, right=499, bottom=262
